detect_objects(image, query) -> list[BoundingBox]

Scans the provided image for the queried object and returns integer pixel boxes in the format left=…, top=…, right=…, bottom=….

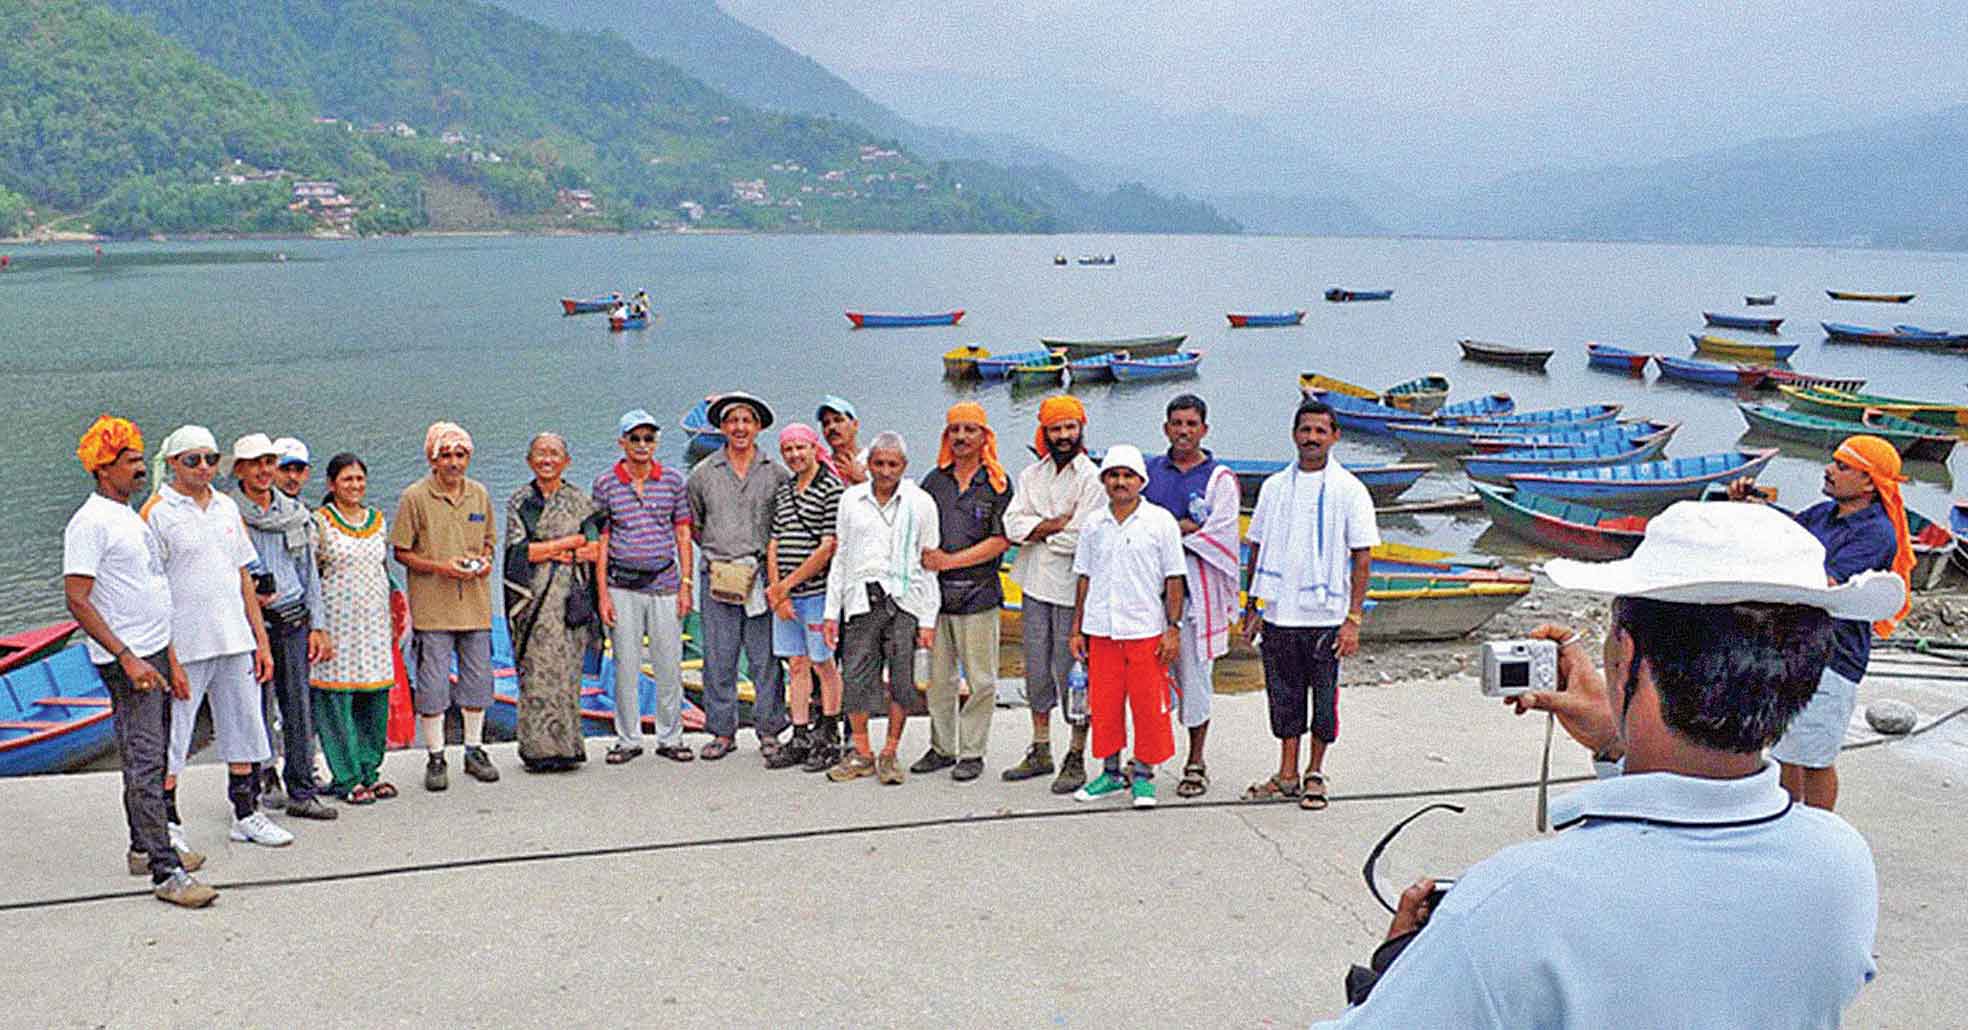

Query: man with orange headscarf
left=1728, top=434, right=1910, bottom=811
left=916, top=402, right=1014, bottom=780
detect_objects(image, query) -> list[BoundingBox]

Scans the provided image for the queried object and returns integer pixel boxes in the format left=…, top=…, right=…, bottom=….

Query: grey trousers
left=607, top=587, right=684, bottom=747
left=263, top=620, right=318, bottom=800
left=1020, top=597, right=1081, bottom=724
left=102, top=650, right=178, bottom=882
left=698, top=584, right=787, bottom=741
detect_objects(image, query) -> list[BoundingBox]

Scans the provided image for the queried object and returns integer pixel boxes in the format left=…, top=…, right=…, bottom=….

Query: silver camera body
left=1479, top=639, right=1559, bottom=697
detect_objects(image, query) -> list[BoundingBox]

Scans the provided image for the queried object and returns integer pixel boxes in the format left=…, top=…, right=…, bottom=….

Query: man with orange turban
left=916, top=402, right=1014, bottom=780
left=1728, top=434, right=1910, bottom=811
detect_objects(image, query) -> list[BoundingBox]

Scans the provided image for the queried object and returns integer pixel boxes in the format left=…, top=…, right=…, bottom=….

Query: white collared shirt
left=1314, top=763, right=1877, bottom=1028
left=824, top=480, right=941, bottom=628
left=1004, top=452, right=1106, bottom=608
left=141, top=487, right=258, bottom=663
left=1073, top=501, right=1185, bottom=641
left=62, top=493, right=174, bottom=663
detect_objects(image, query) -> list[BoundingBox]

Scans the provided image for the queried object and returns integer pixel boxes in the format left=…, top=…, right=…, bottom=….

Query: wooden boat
left=1433, top=394, right=1517, bottom=421
left=1690, top=334, right=1799, bottom=362
left=1702, top=312, right=1785, bottom=332
left=1738, top=402, right=1941, bottom=457
left=1325, top=288, right=1393, bottom=302
left=1950, top=503, right=1968, bottom=580
left=1298, top=372, right=1379, bottom=400
left=1505, top=449, right=1779, bottom=511
left=1110, top=350, right=1203, bottom=382
left=1040, top=333, right=1185, bottom=360
left=942, top=345, right=990, bottom=379
left=1473, top=483, right=1647, bottom=561
left=1748, top=368, right=1865, bottom=393
left=1780, top=385, right=1968, bottom=427
left=561, top=294, right=619, bottom=315
left=1654, top=353, right=1767, bottom=388
left=1381, top=375, right=1451, bottom=413
left=1826, top=290, right=1915, bottom=303
left=974, top=348, right=1059, bottom=381
left=1066, top=351, right=1124, bottom=382
left=1469, top=420, right=1679, bottom=454
left=0, top=621, right=79, bottom=677
left=1862, top=409, right=1957, bottom=461
left=1445, top=402, right=1617, bottom=429
left=1459, top=436, right=1672, bottom=484
left=0, top=645, right=118, bottom=776
left=487, top=618, right=716, bottom=738
left=1892, top=324, right=1968, bottom=345
left=1077, top=256, right=1116, bottom=266
left=608, top=312, right=649, bottom=331
left=1820, top=321, right=1961, bottom=346
left=1586, top=341, right=1650, bottom=374
left=1904, top=508, right=1952, bottom=590
left=1227, top=311, right=1306, bottom=327
left=1220, top=459, right=1431, bottom=510
left=846, top=309, right=964, bottom=328
left=1357, top=549, right=1532, bottom=642
left=1312, top=391, right=1440, bottom=434
left=1008, top=354, right=1067, bottom=384
left=678, top=397, right=724, bottom=450
left=1457, top=339, right=1554, bottom=370
left=1745, top=294, right=1777, bottom=306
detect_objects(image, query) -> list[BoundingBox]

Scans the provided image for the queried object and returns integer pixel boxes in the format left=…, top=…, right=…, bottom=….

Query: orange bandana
left=1034, top=394, right=1088, bottom=456
left=939, top=402, right=1008, bottom=492
left=77, top=415, right=143, bottom=472
left=1834, top=435, right=1913, bottom=636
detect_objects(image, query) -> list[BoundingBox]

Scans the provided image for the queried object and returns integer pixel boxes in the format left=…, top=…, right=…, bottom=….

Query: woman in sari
left=310, top=453, right=398, bottom=803
left=504, top=433, right=602, bottom=772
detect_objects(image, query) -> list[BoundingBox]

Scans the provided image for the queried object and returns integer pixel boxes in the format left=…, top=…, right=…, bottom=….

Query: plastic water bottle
left=1065, top=660, right=1089, bottom=722
left=913, top=645, right=933, bottom=687
left=1187, top=492, right=1210, bottom=524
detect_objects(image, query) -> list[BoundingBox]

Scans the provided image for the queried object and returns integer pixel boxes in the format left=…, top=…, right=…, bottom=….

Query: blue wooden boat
left=1111, top=350, right=1204, bottom=381
left=608, top=313, right=649, bottom=331
left=1506, top=449, right=1779, bottom=511
left=1702, top=312, right=1785, bottom=332
left=1586, top=342, right=1651, bottom=373
left=0, top=645, right=117, bottom=776
left=846, top=309, right=964, bottom=328
left=1470, top=420, right=1678, bottom=454
left=1067, top=351, right=1124, bottom=381
left=1445, top=403, right=1619, bottom=429
left=1654, top=354, right=1766, bottom=387
left=975, top=348, right=1059, bottom=381
left=1220, top=458, right=1431, bottom=509
left=1818, top=321, right=1951, bottom=346
left=1313, top=391, right=1439, bottom=434
left=1459, top=435, right=1672, bottom=484
left=1228, top=311, right=1306, bottom=327
left=1892, top=324, right=1968, bottom=345
left=1435, top=394, right=1516, bottom=419
left=562, top=294, right=620, bottom=315
left=679, top=397, right=724, bottom=451
left=1325, top=288, right=1393, bottom=302
left=1473, top=483, right=1648, bottom=561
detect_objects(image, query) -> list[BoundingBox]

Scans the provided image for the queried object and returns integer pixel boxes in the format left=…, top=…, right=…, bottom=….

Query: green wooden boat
left=1779, top=385, right=1968, bottom=428
left=1382, top=374, right=1451, bottom=413
left=1738, top=402, right=1937, bottom=456
left=1862, top=409, right=1957, bottom=461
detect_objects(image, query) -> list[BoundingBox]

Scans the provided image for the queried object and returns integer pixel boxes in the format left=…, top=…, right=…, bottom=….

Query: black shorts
left=839, top=587, right=918, bottom=714
left=1259, top=623, right=1340, bottom=743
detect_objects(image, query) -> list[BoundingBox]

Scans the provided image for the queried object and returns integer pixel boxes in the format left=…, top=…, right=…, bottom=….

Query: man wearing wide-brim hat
left=1319, top=501, right=1899, bottom=1028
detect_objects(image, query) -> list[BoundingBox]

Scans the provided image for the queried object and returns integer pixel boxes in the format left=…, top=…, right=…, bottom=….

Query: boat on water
left=1066, top=351, right=1125, bottom=382
left=1444, top=402, right=1615, bottom=429
left=942, top=345, right=990, bottom=378
left=1586, top=342, right=1651, bottom=374
left=1110, top=351, right=1204, bottom=382
left=1458, top=436, right=1672, bottom=484
left=1745, top=294, right=1778, bottom=306
left=1653, top=353, right=1767, bottom=388
left=1702, top=312, right=1785, bottom=332
left=1469, top=420, right=1679, bottom=454
left=1435, top=394, right=1518, bottom=420
left=1298, top=372, right=1379, bottom=400
left=1861, top=409, right=1957, bottom=461
left=1950, top=503, right=1968, bottom=580
left=1457, top=338, right=1554, bottom=370
left=1227, top=311, right=1306, bottom=328
left=1748, top=368, right=1865, bottom=393
left=1779, top=385, right=1968, bottom=427
left=1355, top=547, right=1532, bottom=643
left=1820, top=321, right=1965, bottom=346
left=1077, top=255, right=1117, bottom=266
left=1900, top=508, right=1952, bottom=590
left=1040, top=333, right=1185, bottom=360
left=1738, top=402, right=1944, bottom=458
left=1381, top=375, right=1451, bottom=413
left=1325, top=288, right=1393, bottom=303
left=1219, top=459, right=1431, bottom=510
left=608, top=313, right=649, bottom=331
left=973, top=348, right=1058, bottom=381
left=561, top=294, right=620, bottom=315
left=0, top=645, right=117, bottom=776
left=1299, top=391, right=1419, bottom=434
left=846, top=310, right=964, bottom=329
left=1473, top=483, right=1647, bottom=561
left=0, top=621, right=78, bottom=677
left=1892, top=324, right=1968, bottom=345
left=1505, top=449, right=1779, bottom=511
left=1826, top=290, right=1915, bottom=303
left=679, top=397, right=724, bottom=452
left=1008, top=354, right=1068, bottom=385
left=1689, top=334, right=1798, bottom=362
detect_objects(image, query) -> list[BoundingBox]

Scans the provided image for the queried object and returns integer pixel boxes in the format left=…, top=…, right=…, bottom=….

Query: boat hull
left=847, top=310, right=964, bottom=328
left=1325, top=289, right=1393, bottom=303
left=1586, top=343, right=1650, bottom=373
left=1745, top=294, right=1777, bottom=306
left=1221, top=460, right=1428, bottom=509
left=0, top=646, right=118, bottom=777
left=942, top=346, right=989, bottom=379
left=1473, top=483, right=1645, bottom=561
left=1506, top=449, right=1779, bottom=512
left=0, top=621, right=80, bottom=677
left=1702, top=313, right=1785, bottom=332
left=1110, top=352, right=1203, bottom=381
left=1827, top=291, right=1915, bottom=303
left=1458, top=339, right=1553, bottom=370
left=1655, top=354, right=1765, bottom=387
left=608, top=314, right=648, bottom=331
left=562, top=297, right=615, bottom=315
left=1228, top=311, right=1306, bottom=327
left=1460, top=436, right=1670, bottom=484
left=1690, top=334, right=1797, bottom=361
left=1041, top=334, right=1186, bottom=359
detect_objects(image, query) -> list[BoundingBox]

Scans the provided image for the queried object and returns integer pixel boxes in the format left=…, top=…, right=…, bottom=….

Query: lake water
left=4, top=232, right=1966, bottom=631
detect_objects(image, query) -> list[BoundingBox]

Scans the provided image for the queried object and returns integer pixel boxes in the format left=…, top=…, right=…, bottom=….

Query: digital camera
left=1479, top=639, right=1559, bottom=697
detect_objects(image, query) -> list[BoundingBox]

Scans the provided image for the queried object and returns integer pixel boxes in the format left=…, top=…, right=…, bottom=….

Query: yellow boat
left=1689, top=334, right=1795, bottom=362
left=1298, top=372, right=1379, bottom=399
left=942, top=344, right=990, bottom=379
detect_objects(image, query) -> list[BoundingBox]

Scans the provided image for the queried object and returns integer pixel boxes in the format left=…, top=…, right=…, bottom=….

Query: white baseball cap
left=273, top=437, right=310, bottom=467
left=226, top=433, right=278, bottom=475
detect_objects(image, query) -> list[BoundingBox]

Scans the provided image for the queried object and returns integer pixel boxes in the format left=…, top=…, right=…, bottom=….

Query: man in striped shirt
left=764, top=423, right=846, bottom=771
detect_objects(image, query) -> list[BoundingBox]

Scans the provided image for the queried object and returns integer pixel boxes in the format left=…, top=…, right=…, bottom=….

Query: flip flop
left=1300, top=772, right=1329, bottom=811
left=344, top=785, right=377, bottom=805
left=370, top=782, right=398, bottom=800
left=655, top=744, right=696, bottom=763
left=1176, top=762, right=1209, bottom=798
left=1242, top=774, right=1302, bottom=801
left=699, top=737, right=735, bottom=761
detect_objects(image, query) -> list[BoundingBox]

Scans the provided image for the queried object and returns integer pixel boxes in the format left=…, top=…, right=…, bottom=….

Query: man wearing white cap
left=272, top=437, right=312, bottom=500
left=1067, top=445, right=1185, bottom=809
left=1318, top=501, right=1897, bottom=1028
left=141, top=427, right=291, bottom=848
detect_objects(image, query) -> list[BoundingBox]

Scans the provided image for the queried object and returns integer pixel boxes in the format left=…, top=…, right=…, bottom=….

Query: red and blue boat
left=1473, top=483, right=1648, bottom=561
left=1586, top=342, right=1650, bottom=374
left=0, top=621, right=79, bottom=677
left=846, top=310, right=964, bottom=329
left=1227, top=311, right=1306, bottom=328
left=608, top=312, right=649, bottom=331
left=1504, top=449, right=1779, bottom=511
left=1654, top=354, right=1767, bottom=388
left=561, top=293, right=621, bottom=315
left=0, top=644, right=117, bottom=776
left=1325, top=288, right=1393, bottom=302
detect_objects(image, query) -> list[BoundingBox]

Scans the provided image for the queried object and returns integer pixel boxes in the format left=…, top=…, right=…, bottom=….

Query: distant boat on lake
left=1457, top=339, right=1553, bottom=370
left=561, top=293, right=620, bottom=315
left=1227, top=311, right=1306, bottom=327
left=1826, top=290, right=1915, bottom=303
left=1702, top=312, right=1784, bottom=332
left=846, top=309, right=964, bottom=328
left=1325, top=288, right=1393, bottom=302
left=1744, top=294, right=1777, bottom=306
left=1039, top=333, right=1185, bottom=359
left=1586, top=342, right=1650, bottom=374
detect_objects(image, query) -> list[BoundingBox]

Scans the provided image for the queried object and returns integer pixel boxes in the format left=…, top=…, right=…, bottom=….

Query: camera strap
left=1362, top=802, right=1465, bottom=914
left=1536, top=710, right=1556, bottom=833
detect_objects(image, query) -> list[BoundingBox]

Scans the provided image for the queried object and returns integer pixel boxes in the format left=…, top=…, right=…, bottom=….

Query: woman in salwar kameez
left=311, top=453, right=398, bottom=803
left=503, top=433, right=601, bottom=772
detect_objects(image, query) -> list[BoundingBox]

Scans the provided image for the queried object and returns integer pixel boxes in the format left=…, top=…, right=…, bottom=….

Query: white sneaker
left=168, top=821, right=190, bottom=853
left=229, top=811, right=295, bottom=847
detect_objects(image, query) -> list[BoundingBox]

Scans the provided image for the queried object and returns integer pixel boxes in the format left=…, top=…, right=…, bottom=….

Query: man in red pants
left=1069, top=445, right=1186, bottom=809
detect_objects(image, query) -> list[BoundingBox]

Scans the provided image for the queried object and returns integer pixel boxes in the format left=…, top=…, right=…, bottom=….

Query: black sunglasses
left=625, top=432, right=658, bottom=444
left=177, top=453, right=222, bottom=468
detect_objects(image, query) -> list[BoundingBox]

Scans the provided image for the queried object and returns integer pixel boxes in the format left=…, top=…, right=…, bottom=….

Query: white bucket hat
left=1545, top=500, right=1904, bottom=620
left=1099, top=444, right=1149, bottom=482
left=226, top=432, right=279, bottom=475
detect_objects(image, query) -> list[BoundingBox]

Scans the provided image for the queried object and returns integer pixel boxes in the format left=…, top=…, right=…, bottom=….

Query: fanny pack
left=707, top=557, right=758, bottom=606
left=265, top=601, right=310, bottom=632
left=607, top=556, right=674, bottom=592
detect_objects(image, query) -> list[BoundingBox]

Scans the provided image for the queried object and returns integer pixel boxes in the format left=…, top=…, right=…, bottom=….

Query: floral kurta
left=312, top=505, right=394, bottom=691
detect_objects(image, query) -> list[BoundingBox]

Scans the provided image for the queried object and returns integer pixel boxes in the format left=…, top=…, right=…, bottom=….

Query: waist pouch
left=266, top=601, right=310, bottom=632
left=607, top=556, right=674, bottom=592
left=708, top=558, right=757, bottom=606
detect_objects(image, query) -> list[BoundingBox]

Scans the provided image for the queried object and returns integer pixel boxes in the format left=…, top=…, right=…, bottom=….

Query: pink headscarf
left=778, top=422, right=836, bottom=477
left=424, top=421, right=473, bottom=460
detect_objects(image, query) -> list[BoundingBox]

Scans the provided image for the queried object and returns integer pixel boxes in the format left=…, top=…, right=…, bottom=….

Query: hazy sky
left=721, top=1, right=1968, bottom=186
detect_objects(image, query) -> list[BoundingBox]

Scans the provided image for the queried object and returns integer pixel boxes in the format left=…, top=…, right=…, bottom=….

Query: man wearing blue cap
left=817, top=395, right=867, bottom=487
left=592, top=410, right=694, bottom=764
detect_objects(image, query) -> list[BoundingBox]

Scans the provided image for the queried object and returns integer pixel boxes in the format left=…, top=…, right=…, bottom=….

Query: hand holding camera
left=1499, top=623, right=1621, bottom=759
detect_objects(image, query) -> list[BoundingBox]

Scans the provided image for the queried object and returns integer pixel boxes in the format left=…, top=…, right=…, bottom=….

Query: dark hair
left=1294, top=398, right=1337, bottom=432
left=1611, top=596, right=1833, bottom=752
left=1166, top=393, right=1208, bottom=422
left=320, top=452, right=367, bottom=505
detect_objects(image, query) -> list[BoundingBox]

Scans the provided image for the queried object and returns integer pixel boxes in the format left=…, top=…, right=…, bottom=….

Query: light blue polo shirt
left=1316, top=763, right=1877, bottom=1028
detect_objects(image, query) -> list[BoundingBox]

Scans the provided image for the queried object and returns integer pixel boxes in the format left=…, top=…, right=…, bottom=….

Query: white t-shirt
left=62, top=493, right=174, bottom=664
left=141, top=487, right=258, bottom=663
left=1247, top=466, right=1380, bottom=627
left=1073, top=502, right=1186, bottom=641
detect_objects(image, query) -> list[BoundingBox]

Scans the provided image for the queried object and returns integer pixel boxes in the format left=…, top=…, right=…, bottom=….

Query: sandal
left=1242, top=774, right=1302, bottom=801
left=371, top=781, right=398, bottom=800
left=1176, top=762, right=1209, bottom=798
left=606, top=744, right=644, bottom=765
left=655, top=744, right=695, bottom=763
left=699, top=737, right=735, bottom=761
left=1300, top=772, right=1330, bottom=811
left=343, top=785, right=377, bottom=805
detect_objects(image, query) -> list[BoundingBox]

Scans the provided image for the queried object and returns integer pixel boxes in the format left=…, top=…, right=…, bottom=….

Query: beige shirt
left=390, top=474, right=496, bottom=631
left=1003, top=452, right=1105, bottom=608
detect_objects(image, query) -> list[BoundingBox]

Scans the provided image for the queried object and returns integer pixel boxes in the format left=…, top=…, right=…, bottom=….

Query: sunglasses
left=177, top=453, right=222, bottom=468
left=625, top=432, right=658, bottom=444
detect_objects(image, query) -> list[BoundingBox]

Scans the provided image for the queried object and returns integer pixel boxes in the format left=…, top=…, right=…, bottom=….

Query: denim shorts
left=1770, top=666, right=1859, bottom=769
left=771, top=593, right=833, bottom=662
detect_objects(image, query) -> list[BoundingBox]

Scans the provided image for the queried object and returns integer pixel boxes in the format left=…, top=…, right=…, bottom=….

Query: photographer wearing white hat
left=1318, top=501, right=1900, bottom=1028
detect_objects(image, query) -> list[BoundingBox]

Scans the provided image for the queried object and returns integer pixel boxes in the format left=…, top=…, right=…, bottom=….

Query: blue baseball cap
left=616, top=409, right=660, bottom=436
left=816, top=395, right=858, bottom=422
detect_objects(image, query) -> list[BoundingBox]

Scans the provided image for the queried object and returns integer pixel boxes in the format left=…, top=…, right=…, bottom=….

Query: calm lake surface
left=4, top=232, right=1966, bottom=631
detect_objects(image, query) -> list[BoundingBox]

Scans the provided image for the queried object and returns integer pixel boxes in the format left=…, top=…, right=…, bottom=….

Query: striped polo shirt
left=591, top=460, right=690, bottom=593
left=769, top=465, right=843, bottom=598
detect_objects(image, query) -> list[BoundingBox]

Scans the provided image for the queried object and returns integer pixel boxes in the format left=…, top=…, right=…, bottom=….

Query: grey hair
left=867, top=431, right=907, bottom=460
left=527, top=432, right=570, bottom=459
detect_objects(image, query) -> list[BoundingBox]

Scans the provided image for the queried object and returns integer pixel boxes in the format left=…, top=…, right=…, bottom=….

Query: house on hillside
left=289, top=181, right=356, bottom=231
left=293, top=181, right=340, bottom=200
left=677, top=201, right=704, bottom=222
left=557, top=189, right=597, bottom=214
left=730, top=179, right=769, bottom=205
